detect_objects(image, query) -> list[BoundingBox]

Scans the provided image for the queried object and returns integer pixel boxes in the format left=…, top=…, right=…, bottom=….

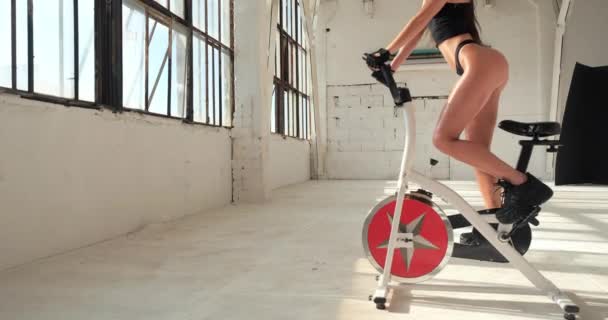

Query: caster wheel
left=376, top=303, right=386, bottom=310
left=368, top=295, right=373, bottom=301
left=564, top=313, right=576, bottom=320
left=376, top=275, right=380, bottom=281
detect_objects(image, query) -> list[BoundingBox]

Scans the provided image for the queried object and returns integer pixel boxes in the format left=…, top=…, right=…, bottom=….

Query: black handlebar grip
left=377, top=65, right=412, bottom=106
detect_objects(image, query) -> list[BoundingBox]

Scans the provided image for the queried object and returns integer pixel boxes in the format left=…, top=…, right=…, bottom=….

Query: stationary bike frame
left=371, top=68, right=578, bottom=315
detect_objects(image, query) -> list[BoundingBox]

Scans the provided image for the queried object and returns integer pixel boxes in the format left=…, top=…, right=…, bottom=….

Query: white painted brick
left=361, top=140, right=386, bottom=152
left=425, top=98, right=447, bottom=112
left=370, top=84, right=387, bottom=95
left=337, top=141, right=362, bottom=152
left=335, top=95, right=361, bottom=108
left=348, top=128, right=375, bottom=141
left=328, top=96, right=339, bottom=110
left=330, top=105, right=349, bottom=119
left=348, top=118, right=382, bottom=130
left=383, top=117, right=401, bottom=130
left=326, top=151, right=395, bottom=180
left=384, top=137, right=405, bottom=151
left=361, top=95, right=384, bottom=108
left=332, top=128, right=349, bottom=142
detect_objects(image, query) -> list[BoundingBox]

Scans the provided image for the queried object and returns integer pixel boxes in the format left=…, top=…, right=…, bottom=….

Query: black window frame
left=0, top=0, right=235, bottom=128
left=116, top=0, right=235, bottom=127
left=272, top=0, right=311, bottom=140
left=0, top=0, right=98, bottom=109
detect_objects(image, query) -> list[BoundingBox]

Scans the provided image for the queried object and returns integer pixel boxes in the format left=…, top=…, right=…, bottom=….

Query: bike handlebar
left=375, top=64, right=412, bottom=107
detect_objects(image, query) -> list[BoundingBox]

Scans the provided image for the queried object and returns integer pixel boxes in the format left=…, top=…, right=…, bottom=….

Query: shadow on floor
left=387, top=284, right=608, bottom=320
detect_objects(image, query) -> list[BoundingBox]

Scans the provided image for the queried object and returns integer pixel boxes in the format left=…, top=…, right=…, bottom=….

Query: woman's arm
left=390, top=29, right=425, bottom=71
left=386, top=0, right=446, bottom=53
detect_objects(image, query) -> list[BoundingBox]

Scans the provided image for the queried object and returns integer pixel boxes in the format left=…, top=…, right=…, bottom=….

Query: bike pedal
left=508, top=207, right=541, bottom=238
left=529, top=217, right=540, bottom=226
left=460, top=232, right=479, bottom=246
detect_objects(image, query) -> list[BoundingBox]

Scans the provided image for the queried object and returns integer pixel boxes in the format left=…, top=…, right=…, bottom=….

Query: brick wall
left=325, top=83, right=450, bottom=180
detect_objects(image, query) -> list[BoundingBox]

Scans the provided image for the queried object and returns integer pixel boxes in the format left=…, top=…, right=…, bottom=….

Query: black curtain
left=556, top=62, right=608, bottom=185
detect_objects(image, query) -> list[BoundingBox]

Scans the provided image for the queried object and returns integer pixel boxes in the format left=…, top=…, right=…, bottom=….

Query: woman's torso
left=428, top=2, right=483, bottom=73
left=428, top=3, right=473, bottom=46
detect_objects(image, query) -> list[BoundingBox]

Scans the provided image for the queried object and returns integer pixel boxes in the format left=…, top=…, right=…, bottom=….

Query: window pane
left=275, top=33, right=280, bottom=75
left=0, top=1, right=11, bottom=87
left=221, top=52, right=232, bottom=126
left=283, top=90, right=288, bottom=134
left=154, top=0, right=168, bottom=9
left=304, top=99, right=308, bottom=139
left=220, top=0, right=231, bottom=46
left=208, top=0, right=219, bottom=40
left=298, top=4, right=302, bottom=42
left=298, top=97, right=304, bottom=138
left=286, top=0, right=291, bottom=37
left=293, top=44, right=297, bottom=86
left=171, top=24, right=188, bottom=118
left=79, top=1, right=95, bottom=102
left=170, top=0, right=185, bottom=18
left=193, top=36, right=207, bottom=123
left=192, top=0, right=206, bottom=31
left=271, top=85, right=276, bottom=133
left=147, top=19, right=170, bottom=115
left=207, top=46, right=220, bottom=125
left=16, top=0, right=28, bottom=90
left=291, top=92, right=295, bottom=136
left=33, top=0, right=75, bottom=98
left=213, top=47, right=220, bottom=125
left=123, top=0, right=146, bottom=109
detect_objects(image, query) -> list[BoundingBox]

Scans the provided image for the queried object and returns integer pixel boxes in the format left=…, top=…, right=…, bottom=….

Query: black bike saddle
left=499, top=120, right=561, bottom=138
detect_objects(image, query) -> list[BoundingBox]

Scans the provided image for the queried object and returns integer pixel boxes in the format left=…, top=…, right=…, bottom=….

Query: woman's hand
left=363, top=48, right=392, bottom=71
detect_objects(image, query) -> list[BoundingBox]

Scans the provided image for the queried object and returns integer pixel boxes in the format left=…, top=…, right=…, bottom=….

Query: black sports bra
left=428, top=3, right=473, bottom=45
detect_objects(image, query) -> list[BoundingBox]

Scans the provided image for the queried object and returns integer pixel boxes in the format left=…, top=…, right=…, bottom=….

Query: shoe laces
left=495, top=180, right=513, bottom=207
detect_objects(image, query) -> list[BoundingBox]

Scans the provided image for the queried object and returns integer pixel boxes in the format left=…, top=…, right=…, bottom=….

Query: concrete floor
left=1, top=180, right=608, bottom=320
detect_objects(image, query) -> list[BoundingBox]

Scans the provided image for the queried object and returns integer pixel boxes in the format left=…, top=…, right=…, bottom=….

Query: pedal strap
left=506, top=207, right=541, bottom=239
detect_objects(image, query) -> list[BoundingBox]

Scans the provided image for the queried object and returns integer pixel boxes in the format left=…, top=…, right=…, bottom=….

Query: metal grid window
left=0, top=0, right=96, bottom=102
left=122, top=0, right=234, bottom=126
left=271, top=0, right=312, bottom=140
left=0, top=1, right=233, bottom=127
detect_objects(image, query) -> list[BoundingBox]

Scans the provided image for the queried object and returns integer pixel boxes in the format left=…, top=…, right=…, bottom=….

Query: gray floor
left=1, top=181, right=607, bottom=320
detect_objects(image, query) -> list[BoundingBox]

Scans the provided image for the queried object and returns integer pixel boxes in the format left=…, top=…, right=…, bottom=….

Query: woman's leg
left=464, top=86, right=504, bottom=209
left=432, top=49, right=527, bottom=186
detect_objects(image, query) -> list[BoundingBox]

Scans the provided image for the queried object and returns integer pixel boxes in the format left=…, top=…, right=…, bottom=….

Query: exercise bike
left=361, top=64, right=580, bottom=320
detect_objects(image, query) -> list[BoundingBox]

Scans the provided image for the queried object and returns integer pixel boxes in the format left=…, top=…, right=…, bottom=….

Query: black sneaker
left=495, top=173, right=553, bottom=224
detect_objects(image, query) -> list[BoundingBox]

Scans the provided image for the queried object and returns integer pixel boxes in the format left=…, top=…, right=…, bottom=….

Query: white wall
left=269, top=135, right=311, bottom=189
left=325, top=83, right=450, bottom=179
left=558, top=0, right=608, bottom=122
left=316, top=0, right=556, bottom=180
left=0, top=93, right=233, bottom=271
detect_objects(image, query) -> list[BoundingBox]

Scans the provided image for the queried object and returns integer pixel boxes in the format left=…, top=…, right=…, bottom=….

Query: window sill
left=0, top=87, right=99, bottom=110
left=271, top=132, right=311, bottom=142
left=398, top=60, right=450, bottom=73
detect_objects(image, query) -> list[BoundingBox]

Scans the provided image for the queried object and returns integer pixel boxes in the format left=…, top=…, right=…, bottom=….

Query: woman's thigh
left=464, top=85, right=505, bottom=146
left=435, top=47, right=508, bottom=140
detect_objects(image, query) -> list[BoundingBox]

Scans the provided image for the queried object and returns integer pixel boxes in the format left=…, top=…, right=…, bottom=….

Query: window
left=191, top=0, right=233, bottom=126
left=0, top=0, right=95, bottom=101
left=272, top=0, right=312, bottom=140
left=0, top=1, right=234, bottom=125
left=405, top=32, right=443, bottom=65
left=122, top=0, right=233, bottom=126
left=122, top=0, right=189, bottom=118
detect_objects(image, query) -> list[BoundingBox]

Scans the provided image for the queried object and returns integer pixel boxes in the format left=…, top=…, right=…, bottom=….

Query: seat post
left=516, top=139, right=536, bottom=173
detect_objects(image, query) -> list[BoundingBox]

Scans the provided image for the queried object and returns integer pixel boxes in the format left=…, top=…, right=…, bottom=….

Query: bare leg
left=432, top=47, right=527, bottom=186
left=464, top=86, right=504, bottom=209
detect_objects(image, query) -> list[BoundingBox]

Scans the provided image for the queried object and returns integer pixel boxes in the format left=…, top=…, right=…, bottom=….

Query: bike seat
left=498, top=120, right=561, bottom=138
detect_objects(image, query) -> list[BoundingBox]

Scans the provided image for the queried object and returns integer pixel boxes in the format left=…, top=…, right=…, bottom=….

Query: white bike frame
left=373, top=103, right=577, bottom=314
